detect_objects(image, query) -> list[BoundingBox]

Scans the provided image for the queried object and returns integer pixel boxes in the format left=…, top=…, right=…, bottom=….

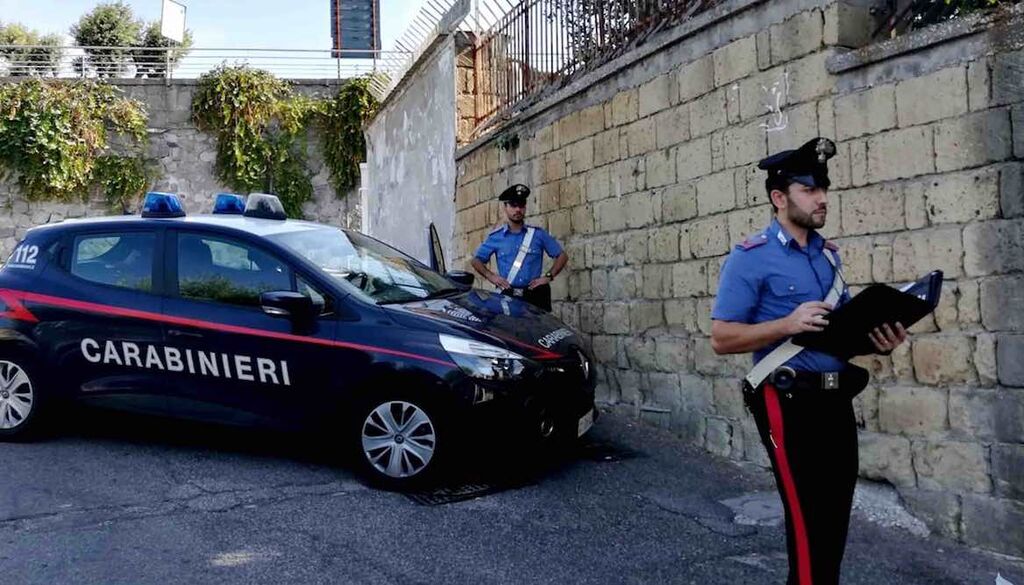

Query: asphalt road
left=1, top=406, right=1021, bottom=585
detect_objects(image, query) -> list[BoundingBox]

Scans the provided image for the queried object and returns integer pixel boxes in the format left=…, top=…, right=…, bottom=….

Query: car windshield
left=269, top=227, right=459, bottom=304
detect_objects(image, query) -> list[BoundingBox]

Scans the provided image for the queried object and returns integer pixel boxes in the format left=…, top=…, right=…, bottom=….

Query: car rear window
left=71, top=232, right=155, bottom=292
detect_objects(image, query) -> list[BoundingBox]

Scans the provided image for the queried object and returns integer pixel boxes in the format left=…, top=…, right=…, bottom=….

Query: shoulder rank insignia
left=824, top=240, right=839, bottom=252
left=488, top=224, right=505, bottom=235
left=738, top=233, right=769, bottom=251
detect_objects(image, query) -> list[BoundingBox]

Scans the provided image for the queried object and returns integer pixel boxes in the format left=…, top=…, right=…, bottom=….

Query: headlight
left=439, top=334, right=527, bottom=381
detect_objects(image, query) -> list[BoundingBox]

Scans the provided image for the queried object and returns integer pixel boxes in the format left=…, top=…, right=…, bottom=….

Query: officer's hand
left=490, top=275, right=511, bottom=289
left=783, top=301, right=833, bottom=334
left=869, top=322, right=907, bottom=355
left=528, top=277, right=551, bottom=290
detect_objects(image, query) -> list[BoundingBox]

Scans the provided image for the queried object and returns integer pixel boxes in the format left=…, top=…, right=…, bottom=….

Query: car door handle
left=168, top=329, right=204, bottom=339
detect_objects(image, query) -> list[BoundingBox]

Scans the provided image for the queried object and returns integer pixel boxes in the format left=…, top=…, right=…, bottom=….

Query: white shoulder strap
left=501, top=227, right=535, bottom=289
left=744, top=248, right=845, bottom=388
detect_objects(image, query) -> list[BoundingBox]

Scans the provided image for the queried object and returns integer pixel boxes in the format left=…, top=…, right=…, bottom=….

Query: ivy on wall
left=192, top=65, right=379, bottom=218
left=0, top=79, right=150, bottom=211
left=317, top=77, right=380, bottom=194
left=0, top=69, right=379, bottom=219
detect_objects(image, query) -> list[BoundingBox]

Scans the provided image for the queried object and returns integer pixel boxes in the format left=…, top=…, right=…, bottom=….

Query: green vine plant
left=192, top=65, right=380, bottom=218
left=192, top=65, right=318, bottom=218
left=0, top=79, right=151, bottom=211
left=317, top=77, right=380, bottom=194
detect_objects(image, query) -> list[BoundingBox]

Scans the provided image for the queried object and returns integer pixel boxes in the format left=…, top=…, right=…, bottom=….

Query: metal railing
left=0, top=45, right=410, bottom=88
left=471, top=0, right=719, bottom=137
left=373, top=0, right=514, bottom=99
left=870, top=0, right=1015, bottom=39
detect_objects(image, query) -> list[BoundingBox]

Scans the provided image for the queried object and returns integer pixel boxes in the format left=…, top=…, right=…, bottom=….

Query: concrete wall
left=450, top=0, right=1024, bottom=556
left=0, top=78, right=361, bottom=262
left=364, top=35, right=461, bottom=266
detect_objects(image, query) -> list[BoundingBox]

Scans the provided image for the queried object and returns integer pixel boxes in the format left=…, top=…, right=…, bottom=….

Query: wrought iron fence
left=870, top=0, right=1014, bottom=39
left=374, top=0, right=513, bottom=100
left=471, top=0, right=719, bottom=137
left=0, top=45, right=406, bottom=89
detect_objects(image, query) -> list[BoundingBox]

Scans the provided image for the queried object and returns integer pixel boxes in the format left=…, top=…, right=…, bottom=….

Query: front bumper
left=455, top=351, right=598, bottom=444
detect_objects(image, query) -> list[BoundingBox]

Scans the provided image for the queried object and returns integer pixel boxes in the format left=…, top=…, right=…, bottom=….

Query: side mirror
left=446, top=270, right=474, bottom=288
left=260, top=291, right=316, bottom=323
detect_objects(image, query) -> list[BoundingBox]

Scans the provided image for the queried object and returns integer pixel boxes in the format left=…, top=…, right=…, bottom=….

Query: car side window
left=177, top=233, right=291, bottom=307
left=71, top=232, right=155, bottom=292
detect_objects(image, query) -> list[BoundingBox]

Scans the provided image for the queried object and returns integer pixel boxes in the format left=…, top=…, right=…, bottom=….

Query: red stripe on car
left=0, top=289, right=454, bottom=368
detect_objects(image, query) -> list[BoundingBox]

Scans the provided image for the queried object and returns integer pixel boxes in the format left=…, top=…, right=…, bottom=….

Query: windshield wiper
left=422, top=287, right=464, bottom=300
left=376, top=287, right=462, bottom=305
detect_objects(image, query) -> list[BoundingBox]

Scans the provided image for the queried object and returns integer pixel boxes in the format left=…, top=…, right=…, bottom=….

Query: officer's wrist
left=544, top=270, right=554, bottom=279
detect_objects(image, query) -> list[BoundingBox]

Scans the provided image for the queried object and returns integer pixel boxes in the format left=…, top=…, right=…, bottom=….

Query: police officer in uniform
left=710, top=138, right=908, bottom=585
left=470, top=184, right=568, bottom=311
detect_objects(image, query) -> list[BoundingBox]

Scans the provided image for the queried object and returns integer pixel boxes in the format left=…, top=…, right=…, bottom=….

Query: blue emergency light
left=141, top=192, right=186, bottom=218
left=212, top=193, right=246, bottom=215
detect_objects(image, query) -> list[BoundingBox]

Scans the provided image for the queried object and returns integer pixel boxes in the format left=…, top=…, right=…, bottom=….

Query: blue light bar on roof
left=141, top=192, right=185, bottom=218
left=212, top=193, right=246, bottom=215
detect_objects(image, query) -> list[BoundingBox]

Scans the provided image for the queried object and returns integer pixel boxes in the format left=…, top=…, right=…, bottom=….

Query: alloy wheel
left=0, top=361, right=33, bottom=430
left=361, top=401, right=436, bottom=479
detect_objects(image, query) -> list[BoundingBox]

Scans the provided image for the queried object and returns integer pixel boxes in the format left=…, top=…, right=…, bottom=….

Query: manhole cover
left=405, top=479, right=535, bottom=506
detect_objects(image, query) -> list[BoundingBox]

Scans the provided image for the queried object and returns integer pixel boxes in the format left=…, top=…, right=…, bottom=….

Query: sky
left=0, top=0, right=422, bottom=51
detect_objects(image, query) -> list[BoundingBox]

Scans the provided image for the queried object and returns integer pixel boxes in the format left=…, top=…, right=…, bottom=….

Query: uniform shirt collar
left=770, top=218, right=824, bottom=252
left=503, top=223, right=530, bottom=235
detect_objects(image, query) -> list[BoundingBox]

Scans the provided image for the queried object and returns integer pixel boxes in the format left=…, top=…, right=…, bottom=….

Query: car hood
left=380, top=289, right=583, bottom=360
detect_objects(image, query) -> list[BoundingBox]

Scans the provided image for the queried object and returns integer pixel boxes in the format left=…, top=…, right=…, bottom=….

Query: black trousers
left=746, top=384, right=859, bottom=585
left=504, top=283, right=552, bottom=311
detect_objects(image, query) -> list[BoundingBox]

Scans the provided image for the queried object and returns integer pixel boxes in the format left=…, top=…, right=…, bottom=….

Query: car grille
left=537, top=347, right=593, bottom=387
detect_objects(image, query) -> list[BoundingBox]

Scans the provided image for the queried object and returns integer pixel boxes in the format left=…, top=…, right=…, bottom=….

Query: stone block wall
left=451, top=0, right=1024, bottom=555
left=0, top=78, right=361, bottom=262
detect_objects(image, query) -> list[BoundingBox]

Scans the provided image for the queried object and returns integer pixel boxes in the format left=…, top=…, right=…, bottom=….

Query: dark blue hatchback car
left=0, top=193, right=595, bottom=488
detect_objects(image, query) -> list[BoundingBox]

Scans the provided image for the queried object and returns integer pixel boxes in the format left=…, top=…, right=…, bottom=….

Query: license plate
left=577, top=408, right=595, bottom=437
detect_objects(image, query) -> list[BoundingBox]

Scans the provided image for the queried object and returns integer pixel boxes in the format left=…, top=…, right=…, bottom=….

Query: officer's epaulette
left=824, top=240, right=839, bottom=252
left=488, top=224, right=505, bottom=235
left=737, top=233, right=769, bottom=251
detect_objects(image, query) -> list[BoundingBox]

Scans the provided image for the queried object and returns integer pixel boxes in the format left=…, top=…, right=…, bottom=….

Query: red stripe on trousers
left=764, top=384, right=813, bottom=585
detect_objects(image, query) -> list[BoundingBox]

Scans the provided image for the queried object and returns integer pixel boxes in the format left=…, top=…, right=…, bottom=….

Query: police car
left=0, top=192, right=596, bottom=488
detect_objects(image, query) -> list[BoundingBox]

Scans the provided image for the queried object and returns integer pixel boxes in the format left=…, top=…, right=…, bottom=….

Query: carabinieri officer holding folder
left=710, top=138, right=908, bottom=585
left=471, top=184, right=568, bottom=311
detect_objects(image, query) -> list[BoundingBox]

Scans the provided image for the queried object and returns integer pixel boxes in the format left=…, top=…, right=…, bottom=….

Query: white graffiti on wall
left=759, top=71, right=790, bottom=133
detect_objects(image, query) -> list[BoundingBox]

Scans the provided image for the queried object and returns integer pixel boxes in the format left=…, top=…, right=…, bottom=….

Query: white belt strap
left=744, top=248, right=845, bottom=388
left=500, top=227, right=535, bottom=290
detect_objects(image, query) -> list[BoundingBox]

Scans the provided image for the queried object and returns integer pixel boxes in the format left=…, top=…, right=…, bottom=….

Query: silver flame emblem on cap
left=815, top=138, right=836, bottom=163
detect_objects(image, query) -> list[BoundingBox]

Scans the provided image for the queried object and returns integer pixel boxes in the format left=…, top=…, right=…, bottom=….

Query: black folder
left=792, top=270, right=944, bottom=359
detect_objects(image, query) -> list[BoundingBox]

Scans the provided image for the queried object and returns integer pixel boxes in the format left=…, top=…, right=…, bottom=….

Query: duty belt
left=760, top=365, right=870, bottom=399
left=770, top=366, right=840, bottom=390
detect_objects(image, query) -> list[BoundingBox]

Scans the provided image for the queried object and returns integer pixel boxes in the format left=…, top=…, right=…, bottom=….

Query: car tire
left=0, top=355, right=46, bottom=441
left=351, top=392, right=447, bottom=491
